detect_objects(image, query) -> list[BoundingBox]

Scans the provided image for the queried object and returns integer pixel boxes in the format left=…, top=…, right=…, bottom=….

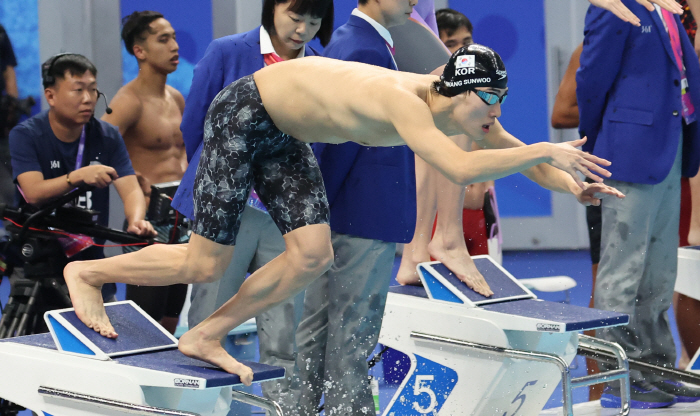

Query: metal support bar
left=38, top=386, right=200, bottom=416
left=410, top=331, right=630, bottom=416
left=578, top=339, right=700, bottom=386
left=231, top=390, right=283, bottom=416
left=576, top=335, right=630, bottom=415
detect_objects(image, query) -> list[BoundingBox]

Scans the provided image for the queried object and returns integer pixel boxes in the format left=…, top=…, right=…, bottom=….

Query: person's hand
left=575, top=181, right=625, bottom=206
left=74, top=165, right=118, bottom=188
left=544, top=137, right=612, bottom=188
left=127, top=219, right=157, bottom=237
left=589, top=0, right=682, bottom=26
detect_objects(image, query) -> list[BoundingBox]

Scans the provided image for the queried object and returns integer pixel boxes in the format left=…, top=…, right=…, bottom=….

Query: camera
left=148, top=180, right=181, bottom=224
left=145, top=180, right=189, bottom=244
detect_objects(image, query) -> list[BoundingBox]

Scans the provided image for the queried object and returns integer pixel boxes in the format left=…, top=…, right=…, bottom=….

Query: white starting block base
left=675, top=246, right=700, bottom=373
left=379, top=256, right=630, bottom=416
left=541, top=400, right=700, bottom=415
left=676, top=246, right=700, bottom=301
left=0, top=301, right=284, bottom=416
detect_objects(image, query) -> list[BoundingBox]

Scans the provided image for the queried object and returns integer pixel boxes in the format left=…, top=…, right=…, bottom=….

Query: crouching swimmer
left=64, top=44, right=623, bottom=385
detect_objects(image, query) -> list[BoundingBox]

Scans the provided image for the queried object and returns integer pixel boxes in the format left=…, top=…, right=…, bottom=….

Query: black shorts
left=192, top=75, right=329, bottom=245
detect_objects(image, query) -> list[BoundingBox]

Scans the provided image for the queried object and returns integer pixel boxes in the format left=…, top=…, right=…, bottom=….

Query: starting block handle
left=231, top=390, right=283, bottom=416
left=38, top=385, right=200, bottom=416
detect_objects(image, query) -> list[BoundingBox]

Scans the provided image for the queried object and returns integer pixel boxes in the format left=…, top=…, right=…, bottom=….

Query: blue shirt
left=9, top=110, right=134, bottom=230
left=9, top=111, right=133, bottom=298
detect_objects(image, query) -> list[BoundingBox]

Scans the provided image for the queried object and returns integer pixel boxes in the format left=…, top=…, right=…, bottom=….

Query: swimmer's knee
left=178, top=240, right=233, bottom=283
left=182, top=254, right=225, bottom=284
left=291, top=242, right=334, bottom=278
left=192, top=266, right=222, bottom=284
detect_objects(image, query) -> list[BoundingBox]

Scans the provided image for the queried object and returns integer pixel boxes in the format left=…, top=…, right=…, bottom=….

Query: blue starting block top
left=0, top=333, right=285, bottom=387
left=482, top=299, right=628, bottom=332
left=116, top=348, right=285, bottom=388
left=44, top=301, right=179, bottom=359
left=393, top=256, right=630, bottom=332
left=388, top=284, right=628, bottom=331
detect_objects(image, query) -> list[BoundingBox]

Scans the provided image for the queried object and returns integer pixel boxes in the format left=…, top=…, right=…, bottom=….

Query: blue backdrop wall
left=0, top=0, right=41, bottom=114
left=448, top=0, right=552, bottom=217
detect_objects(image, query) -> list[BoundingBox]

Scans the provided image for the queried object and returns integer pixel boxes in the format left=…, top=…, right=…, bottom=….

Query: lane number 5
left=412, top=375, right=438, bottom=414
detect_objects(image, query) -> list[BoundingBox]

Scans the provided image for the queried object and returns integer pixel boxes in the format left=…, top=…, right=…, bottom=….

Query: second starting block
left=378, top=255, right=631, bottom=416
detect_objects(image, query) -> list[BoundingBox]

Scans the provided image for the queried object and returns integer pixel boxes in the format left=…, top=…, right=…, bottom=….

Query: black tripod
left=0, top=234, right=71, bottom=338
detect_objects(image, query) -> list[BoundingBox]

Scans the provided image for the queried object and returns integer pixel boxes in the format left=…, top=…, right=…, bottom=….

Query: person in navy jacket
left=577, top=0, right=700, bottom=407
left=293, top=1, right=418, bottom=414
left=170, top=0, right=333, bottom=413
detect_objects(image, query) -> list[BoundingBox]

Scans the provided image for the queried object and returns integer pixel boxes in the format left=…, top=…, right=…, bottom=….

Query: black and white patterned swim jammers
left=192, top=75, right=330, bottom=245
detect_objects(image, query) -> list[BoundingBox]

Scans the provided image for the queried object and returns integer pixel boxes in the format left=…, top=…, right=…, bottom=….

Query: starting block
left=677, top=246, right=700, bottom=372
left=378, top=255, right=631, bottom=416
left=0, top=301, right=285, bottom=416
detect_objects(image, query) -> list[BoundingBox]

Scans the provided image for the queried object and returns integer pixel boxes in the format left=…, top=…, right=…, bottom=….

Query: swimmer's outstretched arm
left=478, top=121, right=624, bottom=206
left=589, top=0, right=682, bottom=26
left=390, top=94, right=612, bottom=188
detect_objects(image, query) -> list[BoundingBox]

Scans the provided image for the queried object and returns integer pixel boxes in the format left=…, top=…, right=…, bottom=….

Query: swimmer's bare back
left=254, top=57, right=436, bottom=147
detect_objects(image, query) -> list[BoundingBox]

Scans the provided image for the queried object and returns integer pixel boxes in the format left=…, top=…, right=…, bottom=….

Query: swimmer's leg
left=178, top=223, right=333, bottom=385
left=64, top=234, right=235, bottom=338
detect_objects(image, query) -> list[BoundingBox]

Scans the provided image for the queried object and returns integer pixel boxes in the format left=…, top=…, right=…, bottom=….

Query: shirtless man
left=64, top=45, right=623, bottom=384
left=102, top=11, right=187, bottom=333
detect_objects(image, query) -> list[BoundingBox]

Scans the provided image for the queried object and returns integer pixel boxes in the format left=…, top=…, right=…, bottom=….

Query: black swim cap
left=436, top=44, right=508, bottom=97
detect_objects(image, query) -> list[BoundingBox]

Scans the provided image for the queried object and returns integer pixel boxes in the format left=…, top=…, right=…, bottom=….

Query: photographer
left=8, top=53, right=155, bottom=300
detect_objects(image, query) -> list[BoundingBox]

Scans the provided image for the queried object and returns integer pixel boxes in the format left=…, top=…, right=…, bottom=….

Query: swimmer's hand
left=429, top=251, right=494, bottom=297
left=588, top=0, right=682, bottom=26
left=127, top=219, right=157, bottom=237
left=575, top=181, right=625, bottom=207
left=544, top=137, right=611, bottom=189
left=458, top=263, right=494, bottom=298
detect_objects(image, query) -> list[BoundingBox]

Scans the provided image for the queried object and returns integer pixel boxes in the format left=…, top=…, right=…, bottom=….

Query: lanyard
left=75, top=126, right=86, bottom=171
left=660, top=8, right=697, bottom=123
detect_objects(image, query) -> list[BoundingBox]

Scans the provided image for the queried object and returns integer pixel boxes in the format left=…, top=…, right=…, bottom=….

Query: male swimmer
left=102, top=11, right=188, bottom=334
left=64, top=45, right=623, bottom=385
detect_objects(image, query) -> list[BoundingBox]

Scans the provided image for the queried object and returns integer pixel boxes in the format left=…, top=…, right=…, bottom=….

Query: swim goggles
left=475, top=90, right=508, bottom=105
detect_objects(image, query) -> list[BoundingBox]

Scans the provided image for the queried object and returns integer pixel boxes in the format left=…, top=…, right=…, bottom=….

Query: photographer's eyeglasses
left=475, top=90, right=507, bottom=106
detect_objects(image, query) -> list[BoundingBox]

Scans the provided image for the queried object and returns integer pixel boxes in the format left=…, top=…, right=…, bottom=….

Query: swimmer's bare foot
left=63, top=262, right=118, bottom=338
left=428, top=238, right=493, bottom=297
left=396, top=240, right=431, bottom=286
left=179, top=328, right=254, bottom=386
